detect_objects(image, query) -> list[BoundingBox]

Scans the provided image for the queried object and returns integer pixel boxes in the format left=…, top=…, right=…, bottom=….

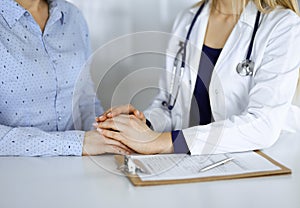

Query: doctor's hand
left=95, top=104, right=146, bottom=124
left=82, top=130, right=133, bottom=156
left=96, top=114, right=173, bottom=155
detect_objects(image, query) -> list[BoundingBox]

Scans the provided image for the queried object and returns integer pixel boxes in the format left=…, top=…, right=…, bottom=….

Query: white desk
left=0, top=132, right=299, bottom=208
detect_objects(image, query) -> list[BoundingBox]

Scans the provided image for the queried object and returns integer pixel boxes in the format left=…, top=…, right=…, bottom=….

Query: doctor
left=96, top=0, right=300, bottom=155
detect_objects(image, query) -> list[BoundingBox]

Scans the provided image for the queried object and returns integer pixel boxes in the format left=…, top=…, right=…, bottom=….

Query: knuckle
left=101, top=122, right=109, bottom=128
left=129, top=114, right=135, bottom=119
left=105, top=130, right=119, bottom=140
left=127, top=104, right=133, bottom=111
left=107, top=119, right=114, bottom=125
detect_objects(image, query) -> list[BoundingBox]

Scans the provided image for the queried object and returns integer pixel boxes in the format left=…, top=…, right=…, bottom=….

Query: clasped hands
left=93, top=104, right=173, bottom=155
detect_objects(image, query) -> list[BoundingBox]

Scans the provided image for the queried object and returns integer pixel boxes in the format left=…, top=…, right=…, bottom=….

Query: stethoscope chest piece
left=236, top=59, right=254, bottom=76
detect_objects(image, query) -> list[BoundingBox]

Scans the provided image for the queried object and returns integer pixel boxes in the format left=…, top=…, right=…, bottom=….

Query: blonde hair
left=194, top=0, right=300, bottom=15
left=253, top=0, right=300, bottom=14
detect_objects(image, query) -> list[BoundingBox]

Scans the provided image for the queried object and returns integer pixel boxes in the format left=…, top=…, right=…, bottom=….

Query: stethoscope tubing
left=164, top=1, right=261, bottom=110
left=246, top=11, right=261, bottom=60
left=181, top=2, right=206, bottom=69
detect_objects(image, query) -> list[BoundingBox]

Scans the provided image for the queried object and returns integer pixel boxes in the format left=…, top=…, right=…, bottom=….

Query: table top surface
left=0, top=132, right=299, bottom=208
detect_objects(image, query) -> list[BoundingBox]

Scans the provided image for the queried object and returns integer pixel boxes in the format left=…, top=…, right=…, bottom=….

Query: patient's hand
left=95, top=104, right=146, bottom=125
left=82, top=130, right=133, bottom=156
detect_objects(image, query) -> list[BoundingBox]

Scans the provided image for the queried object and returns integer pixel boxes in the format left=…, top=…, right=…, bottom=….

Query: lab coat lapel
left=212, top=24, right=243, bottom=74
left=176, top=2, right=210, bottom=127
left=209, top=1, right=258, bottom=120
left=214, top=1, right=258, bottom=73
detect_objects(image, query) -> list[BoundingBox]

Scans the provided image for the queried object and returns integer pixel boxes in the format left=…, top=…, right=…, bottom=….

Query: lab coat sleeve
left=183, top=13, right=300, bottom=155
left=143, top=61, right=173, bottom=132
left=283, top=78, right=300, bottom=132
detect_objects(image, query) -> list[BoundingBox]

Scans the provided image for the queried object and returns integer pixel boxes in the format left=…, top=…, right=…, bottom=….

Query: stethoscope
left=162, top=1, right=261, bottom=110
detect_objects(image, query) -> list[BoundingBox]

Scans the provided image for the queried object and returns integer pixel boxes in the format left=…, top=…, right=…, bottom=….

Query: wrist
left=154, top=132, right=173, bottom=154
left=82, top=132, right=88, bottom=156
left=82, top=131, right=97, bottom=156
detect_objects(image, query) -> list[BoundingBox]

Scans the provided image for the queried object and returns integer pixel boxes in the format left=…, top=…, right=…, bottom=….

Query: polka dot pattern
left=0, top=0, right=103, bottom=156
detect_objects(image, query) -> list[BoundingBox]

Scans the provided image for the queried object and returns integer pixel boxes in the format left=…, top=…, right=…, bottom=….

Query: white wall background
left=68, top=0, right=198, bottom=51
left=67, top=0, right=300, bottom=111
left=67, top=0, right=198, bottom=111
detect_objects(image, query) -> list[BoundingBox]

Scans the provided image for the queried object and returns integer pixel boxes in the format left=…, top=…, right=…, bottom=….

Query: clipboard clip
left=117, top=155, right=150, bottom=175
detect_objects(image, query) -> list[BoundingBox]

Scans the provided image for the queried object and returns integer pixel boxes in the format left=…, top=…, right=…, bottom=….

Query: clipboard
left=115, top=150, right=291, bottom=186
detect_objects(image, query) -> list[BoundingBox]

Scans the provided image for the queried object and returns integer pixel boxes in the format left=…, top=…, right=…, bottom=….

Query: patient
left=0, top=0, right=131, bottom=156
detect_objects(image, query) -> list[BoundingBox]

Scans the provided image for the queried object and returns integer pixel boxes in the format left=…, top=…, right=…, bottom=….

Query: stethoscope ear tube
left=245, top=11, right=261, bottom=62
left=237, top=11, right=261, bottom=77
left=162, top=2, right=207, bottom=110
left=181, top=1, right=206, bottom=69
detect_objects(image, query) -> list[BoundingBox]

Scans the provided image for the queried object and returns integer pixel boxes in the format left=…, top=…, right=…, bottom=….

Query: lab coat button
left=58, top=116, right=62, bottom=121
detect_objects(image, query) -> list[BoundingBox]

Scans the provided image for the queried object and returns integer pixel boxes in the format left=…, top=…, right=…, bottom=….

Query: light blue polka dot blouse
left=0, top=0, right=103, bottom=156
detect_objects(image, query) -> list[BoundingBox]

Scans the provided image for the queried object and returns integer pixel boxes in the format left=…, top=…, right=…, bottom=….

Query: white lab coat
left=144, top=0, right=300, bottom=155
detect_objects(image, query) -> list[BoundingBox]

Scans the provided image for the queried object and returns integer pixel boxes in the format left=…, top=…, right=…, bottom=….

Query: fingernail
left=107, top=112, right=112, bottom=117
left=96, top=128, right=102, bottom=133
left=92, top=123, right=98, bottom=127
left=99, top=116, right=104, bottom=119
left=136, top=110, right=140, bottom=116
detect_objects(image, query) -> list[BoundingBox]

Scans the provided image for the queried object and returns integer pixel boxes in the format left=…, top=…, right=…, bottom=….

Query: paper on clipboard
left=131, top=151, right=282, bottom=181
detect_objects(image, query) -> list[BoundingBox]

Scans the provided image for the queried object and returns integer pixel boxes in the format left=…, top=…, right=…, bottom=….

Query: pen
left=199, top=157, right=234, bottom=172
